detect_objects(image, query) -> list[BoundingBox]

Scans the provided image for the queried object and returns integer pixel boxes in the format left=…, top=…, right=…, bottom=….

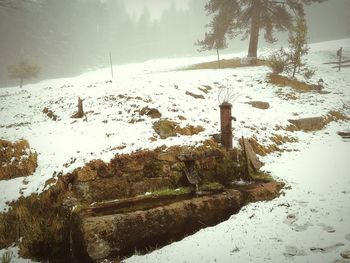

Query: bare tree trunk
left=216, top=48, right=221, bottom=69
left=247, top=2, right=261, bottom=63
left=19, top=78, right=23, bottom=88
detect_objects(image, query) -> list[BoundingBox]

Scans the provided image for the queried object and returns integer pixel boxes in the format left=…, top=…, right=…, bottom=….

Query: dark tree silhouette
left=204, top=0, right=327, bottom=63
left=8, top=59, right=40, bottom=88
left=196, top=1, right=239, bottom=68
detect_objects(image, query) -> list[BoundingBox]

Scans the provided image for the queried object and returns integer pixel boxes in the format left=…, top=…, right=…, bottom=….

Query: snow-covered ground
left=1, top=38, right=350, bottom=262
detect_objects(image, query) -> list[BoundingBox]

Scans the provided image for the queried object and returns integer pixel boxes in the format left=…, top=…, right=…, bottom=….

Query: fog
left=0, top=0, right=349, bottom=88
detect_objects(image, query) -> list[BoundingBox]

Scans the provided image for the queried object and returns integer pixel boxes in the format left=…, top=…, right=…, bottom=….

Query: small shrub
left=302, top=68, right=315, bottom=80
left=7, top=58, right=40, bottom=88
left=268, top=48, right=288, bottom=74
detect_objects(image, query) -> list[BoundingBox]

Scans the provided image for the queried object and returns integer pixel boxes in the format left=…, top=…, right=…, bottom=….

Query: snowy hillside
left=1, top=38, right=350, bottom=262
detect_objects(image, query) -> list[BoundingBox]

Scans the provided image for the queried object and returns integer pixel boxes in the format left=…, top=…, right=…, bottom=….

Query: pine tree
left=203, top=0, right=327, bottom=63
left=197, top=0, right=239, bottom=68
left=8, top=59, right=40, bottom=88
left=287, top=17, right=311, bottom=78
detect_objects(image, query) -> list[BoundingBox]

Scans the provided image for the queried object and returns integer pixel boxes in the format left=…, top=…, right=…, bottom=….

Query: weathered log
left=73, top=190, right=244, bottom=262
left=72, top=182, right=284, bottom=262
left=241, top=138, right=263, bottom=171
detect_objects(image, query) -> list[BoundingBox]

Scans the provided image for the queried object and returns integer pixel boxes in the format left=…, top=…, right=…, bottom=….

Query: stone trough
left=72, top=182, right=284, bottom=262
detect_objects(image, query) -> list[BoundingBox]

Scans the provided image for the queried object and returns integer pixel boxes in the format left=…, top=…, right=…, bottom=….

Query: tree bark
left=247, top=1, right=261, bottom=63
left=216, top=48, right=221, bottom=69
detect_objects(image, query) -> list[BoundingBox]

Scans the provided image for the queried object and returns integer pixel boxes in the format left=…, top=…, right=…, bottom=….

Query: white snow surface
left=1, top=38, right=350, bottom=262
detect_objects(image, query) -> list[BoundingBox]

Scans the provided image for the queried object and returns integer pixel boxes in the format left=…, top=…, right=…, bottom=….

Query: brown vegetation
left=0, top=139, right=37, bottom=180
left=268, top=73, right=320, bottom=92
left=247, top=135, right=298, bottom=157
left=153, top=119, right=205, bottom=139
left=185, top=58, right=268, bottom=70
left=0, top=178, right=71, bottom=262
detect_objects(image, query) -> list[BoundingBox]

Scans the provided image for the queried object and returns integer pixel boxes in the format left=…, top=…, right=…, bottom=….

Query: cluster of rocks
left=68, top=140, right=245, bottom=203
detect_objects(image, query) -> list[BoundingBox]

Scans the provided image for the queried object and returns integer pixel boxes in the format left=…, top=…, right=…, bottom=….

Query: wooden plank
left=332, top=64, right=350, bottom=69
left=324, top=60, right=350, bottom=65
left=242, top=138, right=263, bottom=171
left=324, top=61, right=339, bottom=65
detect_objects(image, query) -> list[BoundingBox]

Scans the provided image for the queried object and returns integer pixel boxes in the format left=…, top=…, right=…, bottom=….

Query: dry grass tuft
left=185, top=58, right=268, bottom=70
left=326, top=111, right=350, bottom=122
left=247, top=135, right=298, bottom=156
left=270, top=134, right=298, bottom=145
left=0, top=179, right=72, bottom=262
left=0, top=139, right=37, bottom=180
left=268, top=74, right=318, bottom=93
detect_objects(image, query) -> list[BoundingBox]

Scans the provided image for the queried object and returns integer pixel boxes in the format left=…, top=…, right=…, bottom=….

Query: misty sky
left=0, top=0, right=349, bottom=88
left=124, top=0, right=189, bottom=20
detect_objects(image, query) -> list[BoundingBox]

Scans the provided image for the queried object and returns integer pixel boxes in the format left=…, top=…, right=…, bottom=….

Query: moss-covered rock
left=153, top=119, right=205, bottom=139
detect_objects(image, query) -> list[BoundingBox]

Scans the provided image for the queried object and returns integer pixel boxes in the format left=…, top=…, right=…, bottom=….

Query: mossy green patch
left=199, top=182, right=224, bottom=192
left=152, top=187, right=191, bottom=197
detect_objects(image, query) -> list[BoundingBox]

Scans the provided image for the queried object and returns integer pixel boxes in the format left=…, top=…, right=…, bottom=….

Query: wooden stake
left=241, top=136, right=250, bottom=180
left=338, top=47, right=343, bottom=72
left=109, top=51, right=114, bottom=79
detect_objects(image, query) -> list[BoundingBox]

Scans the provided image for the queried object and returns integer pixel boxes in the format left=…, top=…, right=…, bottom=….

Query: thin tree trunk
left=292, top=65, right=297, bottom=78
left=19, top=78, right=23, bottom=88
left=216, top=48, right=221, bottom=69
left=247, top=2, right=261, bottom=63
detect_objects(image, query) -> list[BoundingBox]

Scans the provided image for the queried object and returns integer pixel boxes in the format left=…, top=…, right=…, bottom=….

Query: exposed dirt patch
left=185, top=58, right=268, bottom=70
left=186, top=91, right=205, bottom=99
left=138, top=107, right=162, bottom=119
left=268, top=74, right=321, bottom=93
left=0, top=139, right=37, bottom=180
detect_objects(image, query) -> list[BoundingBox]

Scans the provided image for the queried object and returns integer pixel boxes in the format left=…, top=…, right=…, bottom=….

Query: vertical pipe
left=220, top=102, right=233, bottom=149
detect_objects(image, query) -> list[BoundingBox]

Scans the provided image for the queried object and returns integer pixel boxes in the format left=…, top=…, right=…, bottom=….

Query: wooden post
left=216, top=47, right=221, bottom=69
left=220, top=102, right=233, bottom=149
left=241, top=136, right=250, bottom=180
left=337, top=47, right=343, bottom=72
left=78, top=97, right=84, bottom=117
left=109, top=51, right=114, bottom=78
